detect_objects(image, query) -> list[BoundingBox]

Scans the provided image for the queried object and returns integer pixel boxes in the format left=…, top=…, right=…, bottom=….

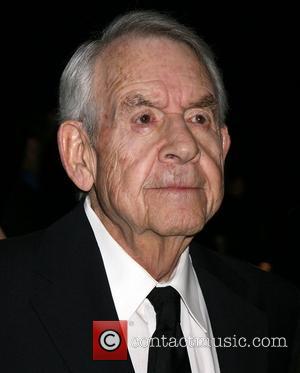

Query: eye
left=134, top=111, right=159, bottom=126
left=191, top=113, right=209, bottom=125
left=131, top=108, right=163, bottom=131
left=185, top=109, right=213, bottom=128
left=136, top=113, right=152, bottom=125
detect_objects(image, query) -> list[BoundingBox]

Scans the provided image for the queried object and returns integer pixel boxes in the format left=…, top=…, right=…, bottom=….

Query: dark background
left=0, top=1, right=299, bottom=287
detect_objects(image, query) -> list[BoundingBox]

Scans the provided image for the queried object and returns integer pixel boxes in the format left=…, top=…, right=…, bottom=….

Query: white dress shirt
left=84, top=197, right=220, bottom=373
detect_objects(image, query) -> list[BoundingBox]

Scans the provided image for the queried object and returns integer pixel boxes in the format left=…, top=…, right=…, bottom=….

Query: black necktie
left=147, top=286, right=192, bottom=373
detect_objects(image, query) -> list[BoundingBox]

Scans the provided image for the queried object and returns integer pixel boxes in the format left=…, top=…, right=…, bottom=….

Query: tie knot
left=147, top=286, right=181, bottom=327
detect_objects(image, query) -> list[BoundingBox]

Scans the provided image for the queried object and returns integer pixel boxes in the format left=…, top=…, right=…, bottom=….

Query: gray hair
left=59, top=10, right=228, bottom=139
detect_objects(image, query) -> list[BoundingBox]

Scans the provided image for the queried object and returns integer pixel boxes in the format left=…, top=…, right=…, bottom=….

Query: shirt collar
left=166, top=250, right=208, bottom=332
left=84, top=197, right=207, bottom=332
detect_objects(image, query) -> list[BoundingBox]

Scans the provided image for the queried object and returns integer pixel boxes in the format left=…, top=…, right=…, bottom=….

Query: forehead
left=95, top=36, right=214, bottom=106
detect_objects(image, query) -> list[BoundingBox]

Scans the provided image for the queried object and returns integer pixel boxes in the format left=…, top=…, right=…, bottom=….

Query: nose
left=158, top=114, right=200, bottom=164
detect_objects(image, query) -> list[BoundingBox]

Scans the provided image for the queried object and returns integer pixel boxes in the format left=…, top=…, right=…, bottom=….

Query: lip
left=147, top=186, right=202, bottom=191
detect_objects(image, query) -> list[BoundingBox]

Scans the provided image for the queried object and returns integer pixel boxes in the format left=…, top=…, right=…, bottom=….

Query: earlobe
left=57, top=121, right=95, bottom=191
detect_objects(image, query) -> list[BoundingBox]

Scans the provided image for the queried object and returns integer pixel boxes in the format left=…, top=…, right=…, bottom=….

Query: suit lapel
left=190, top=242, right=269, bottom=373
left=30, top=202, right=134, bottom=373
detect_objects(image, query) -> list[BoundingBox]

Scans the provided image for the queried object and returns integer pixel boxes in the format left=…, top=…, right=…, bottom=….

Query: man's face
left=92, top=36, right=230, bottom=237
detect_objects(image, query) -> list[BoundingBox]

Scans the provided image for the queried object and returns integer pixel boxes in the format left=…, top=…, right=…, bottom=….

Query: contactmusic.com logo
left=93, top=321, right=128, bottom=360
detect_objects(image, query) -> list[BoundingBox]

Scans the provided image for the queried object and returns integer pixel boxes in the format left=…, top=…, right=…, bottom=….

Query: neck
left=89, top=195, right=192, bottom=282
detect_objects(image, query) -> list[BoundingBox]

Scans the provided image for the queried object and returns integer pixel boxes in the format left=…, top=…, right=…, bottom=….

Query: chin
left=151, top=218, right=206, bottom=237
left=147, top=204, right=207, bottom=234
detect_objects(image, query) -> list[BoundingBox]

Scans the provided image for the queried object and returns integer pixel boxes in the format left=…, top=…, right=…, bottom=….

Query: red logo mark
left=93, top=320, right=128, bottom=360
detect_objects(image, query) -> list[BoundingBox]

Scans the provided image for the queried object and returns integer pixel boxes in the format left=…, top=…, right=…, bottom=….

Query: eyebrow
left=120, top=92, right=217, bottom=111
left=188, top=94, right=217, bottom=109
left=121, top=94, right=156, bottom=109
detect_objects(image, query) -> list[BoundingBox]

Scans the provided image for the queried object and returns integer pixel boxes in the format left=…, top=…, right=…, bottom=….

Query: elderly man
left=0, top=10, right=299, bottom=373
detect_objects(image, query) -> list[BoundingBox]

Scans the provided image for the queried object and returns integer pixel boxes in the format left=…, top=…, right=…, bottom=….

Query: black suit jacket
left=0, top=202, right=299, bottom=373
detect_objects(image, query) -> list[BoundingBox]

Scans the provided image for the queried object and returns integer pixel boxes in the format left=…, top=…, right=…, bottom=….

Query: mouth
left=147, top=186, right=203, bottom=191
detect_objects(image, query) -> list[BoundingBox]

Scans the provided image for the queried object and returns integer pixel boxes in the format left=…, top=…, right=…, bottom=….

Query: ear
left=57, top=121, right=96, bottom=191
left=220, top=125, right=231, bottom=159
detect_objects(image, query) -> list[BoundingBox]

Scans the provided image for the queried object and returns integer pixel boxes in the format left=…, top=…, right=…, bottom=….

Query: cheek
left=96, top=134, right=157, bottom=214
left=199, top=131, right=225, bottom=179
left=97, top=140, right=131, bottom=201
left=200, top=149, right=225, bottom=217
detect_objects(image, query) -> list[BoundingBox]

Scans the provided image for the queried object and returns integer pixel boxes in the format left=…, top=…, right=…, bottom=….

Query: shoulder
left=0, top=231, right=45, bottom=321
left=215, top=247, right=299, bottom=305
left=191, top=242, right=300, bottom=368
left=191, top=241, right=300, bottom=317
left=0, top=201, right=87, bottom=288
left=209, top=248, right=300, bottom=372
left=0, top=231, right=43, bottom=270
left=0, top=231, right=43, bottom=291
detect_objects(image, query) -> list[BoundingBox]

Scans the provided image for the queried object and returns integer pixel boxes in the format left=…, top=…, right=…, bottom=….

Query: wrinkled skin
left=66, top=36, right=230, bottom=280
